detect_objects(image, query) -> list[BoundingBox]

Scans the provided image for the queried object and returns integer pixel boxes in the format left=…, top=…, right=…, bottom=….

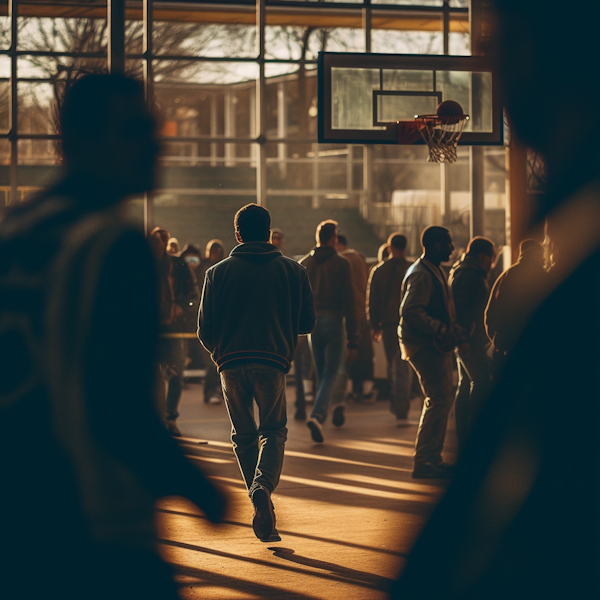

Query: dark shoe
left=165, top=420, right=181, bottom=437
left=412, top=462, right=455, bottom=479
left=332, top=405, right=345, bottom=427
left=307, top=418, right=324, bottom=443
left=251, top=487, right=278, bottom=542
left=294, top=408, right=306, bottom=421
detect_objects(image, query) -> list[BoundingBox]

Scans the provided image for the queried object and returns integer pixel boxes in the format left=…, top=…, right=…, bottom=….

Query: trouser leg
left=409, top=345, right=455, bottom=467
left=220, top=367, right=260, bottom=490
left=309, top=315, right=345, bottom=423
left=383, top=327, right=413, bottom=419
left=250, top=366, right=288, bottom=495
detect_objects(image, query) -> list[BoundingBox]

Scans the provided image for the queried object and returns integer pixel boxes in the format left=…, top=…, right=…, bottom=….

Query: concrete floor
left=158, top=383, right=456, bottom=599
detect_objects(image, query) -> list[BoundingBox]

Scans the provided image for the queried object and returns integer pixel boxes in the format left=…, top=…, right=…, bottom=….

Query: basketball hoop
left=415, top=113, right=470, bottom=163
left=413, top=100, right=470, bottom=163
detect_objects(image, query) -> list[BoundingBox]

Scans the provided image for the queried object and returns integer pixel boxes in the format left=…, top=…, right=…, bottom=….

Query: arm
left=452, top=270, right=481, bottom=338
left=366, top=264, right=386, bottom=329
left=298, top=270, right=316, bottom=335
left=340, top=259, right=359, bottom=348
left=400, top=270, right=442, bottom=339
left=85, top=232, right=225, bottom=522
left=197, top=269, right=215, bottom=353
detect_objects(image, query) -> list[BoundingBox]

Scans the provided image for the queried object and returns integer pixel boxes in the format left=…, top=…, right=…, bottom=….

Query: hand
left=172, top=304, right=184, bottom=318
left=346, top=348, right=359, bottom=365
left=372, top=330, right=383, bottom=343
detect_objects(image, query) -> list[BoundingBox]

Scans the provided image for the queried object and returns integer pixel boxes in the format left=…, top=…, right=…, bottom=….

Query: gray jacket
left=399, top=257, right=458, bottom=359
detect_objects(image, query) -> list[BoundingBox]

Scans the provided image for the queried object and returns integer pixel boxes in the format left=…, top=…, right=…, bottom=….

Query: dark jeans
left=382, top=326, right=414, bottom=419
left=409, top=344, right=455, bottom=467
left=348, top=319, right=374, bottom=392
left=455, top=344, right=492, bottom=453
left=309, top=314, right=346, bottom=423
left=157, top=337, right=185, bottom=421
left=220, top=364, right=288, bottom=495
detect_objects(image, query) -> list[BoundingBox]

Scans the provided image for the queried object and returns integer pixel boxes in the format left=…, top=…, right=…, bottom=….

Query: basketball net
left=415, top=115, right=469, bottom=163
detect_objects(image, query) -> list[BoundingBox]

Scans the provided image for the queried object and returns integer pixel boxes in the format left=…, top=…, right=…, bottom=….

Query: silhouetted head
left=336, top=234, right=348, bottom=251
left=388, top=233, right=407, bottom=258
left=316, top=220, right=338, bottom=247
left=466, top=236, right=496, bottom=273
left=234, top=204, right=271, bottom=243
left=149, top=227, right=169, bottom=259
left=491, top=0, right=600, bottom=203
left=60, top=73, right=158, bottom=199
left=270, top=228, right=284, bottom=249
left=518, top=239, right=545, bottom=265
left=205, top=239, right=225, bottom=263
left=421, top=226, right=453, bottom=264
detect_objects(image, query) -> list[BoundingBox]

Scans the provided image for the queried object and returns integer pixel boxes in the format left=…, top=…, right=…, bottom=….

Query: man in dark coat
left=198, top=203, right=315, bottom=542
left=299, top=220, right=359, bottom=443
left=449, top=236, right=496, bottom=453
left=367, top=232, right=414, bottom=425
left=0, top=74, right=225, bottom=600
left=391, top=1, right=600, bottom=598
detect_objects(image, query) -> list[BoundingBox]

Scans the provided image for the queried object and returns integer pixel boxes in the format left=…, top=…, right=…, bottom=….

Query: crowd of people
left=1, top=0, right=599, bottom=595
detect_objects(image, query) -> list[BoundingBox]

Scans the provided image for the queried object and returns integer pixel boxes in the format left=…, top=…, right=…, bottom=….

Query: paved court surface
left=158, top=383, right=457, bottom=599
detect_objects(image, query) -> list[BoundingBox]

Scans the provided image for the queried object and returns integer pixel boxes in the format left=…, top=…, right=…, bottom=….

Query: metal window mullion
left=143, top=0, right=154, bottom=235
left=108, top=0, right=125, bottom=74
left=9, top=0, right=18, bottom=205
left=256, top=0, right=267, bottom=207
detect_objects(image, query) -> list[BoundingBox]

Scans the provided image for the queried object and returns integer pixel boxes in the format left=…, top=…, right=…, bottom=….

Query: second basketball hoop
left=413, top=100, right=470, bottom=164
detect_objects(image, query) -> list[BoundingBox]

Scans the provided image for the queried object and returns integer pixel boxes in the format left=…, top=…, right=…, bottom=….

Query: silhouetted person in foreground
left=399, top=226, right=466, bottom=479
left=449, top=236, right=496, bottom=453
left=198, top=203, right=315, bottom=542
left=367, top=233, right=414, bottom=426
left=391, top=2, right=600, bottom=598
left=485, top=239, right=548, bottom=374
left=0, top=74, right=225, bottom=600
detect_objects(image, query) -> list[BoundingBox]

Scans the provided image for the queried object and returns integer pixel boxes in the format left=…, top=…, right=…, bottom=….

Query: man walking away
left=198, top=204, right=315, bottom=542
left=449, top=236, right=495, bottom=454
left=336, top=234, right=376, bottom=403
left=300, top=220, right=359, bottom=443
left=367, top=233, right=414, bottom=426
left=399, top=226, right=466, bottom=479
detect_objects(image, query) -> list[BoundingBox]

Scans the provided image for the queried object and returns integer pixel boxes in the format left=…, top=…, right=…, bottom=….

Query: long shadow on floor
left=269, top=547, right=392, bottom=591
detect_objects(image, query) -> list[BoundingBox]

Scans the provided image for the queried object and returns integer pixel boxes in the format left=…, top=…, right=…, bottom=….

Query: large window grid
left=1, top=0, right=473, bottom=238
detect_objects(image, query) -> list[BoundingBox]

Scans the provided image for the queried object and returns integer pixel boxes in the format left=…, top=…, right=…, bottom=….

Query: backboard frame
left=318, top=52, right=503, bottom=146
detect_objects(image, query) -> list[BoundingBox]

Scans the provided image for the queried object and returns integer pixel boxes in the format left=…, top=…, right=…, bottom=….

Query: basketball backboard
left=318, top=52, right=502, bottom=145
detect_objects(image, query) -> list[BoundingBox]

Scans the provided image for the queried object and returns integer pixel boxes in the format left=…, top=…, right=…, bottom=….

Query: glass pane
left=18, top=138, right=61, bottom=167
left=0, top=138, right=9, bottom=166
left=265, top=64, right=318, bottom=141
left=17, top=16, right=107, bottom=53
left=378, top=94, right=439, bottom=122
left=266, top=26, right=363, bottom=60
left=18, top=82, right=56, bottom=135
left=154, top=60, right=258, bottom=86
left=436, top=70, right=493, bottom=132
left=331, top=68, right=383, bottom=131
left=153, top=22, right=256, bottom=58
left=18, top=56, right=107, bottom=80
left=154, top=64, right=257, bottom=143
left=0, top=15, right=10, bottom=50
left=449, top=0, right=468, bottom=7
left=372, top=30, right=443, bottom=54
left=383, top=69, right=435, bottom=91
left=449, top=32, right=470, bottom=56
left=0, top=57, right=9, bottom=134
